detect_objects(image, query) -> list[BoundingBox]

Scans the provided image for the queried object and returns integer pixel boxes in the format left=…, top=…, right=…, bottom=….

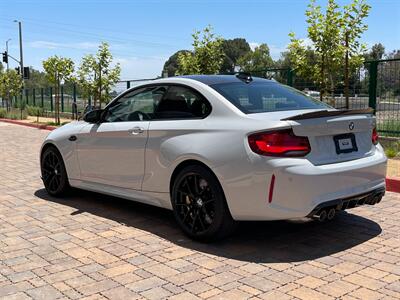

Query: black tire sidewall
left=41, top=147, right=69, bottom=196
left=171, top=165, right=231, bottom=241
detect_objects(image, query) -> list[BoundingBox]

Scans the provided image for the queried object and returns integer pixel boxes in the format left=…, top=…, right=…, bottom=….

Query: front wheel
left=41, top=146, right=70, bottom=196
left=171, top=165, right=236, bottom=242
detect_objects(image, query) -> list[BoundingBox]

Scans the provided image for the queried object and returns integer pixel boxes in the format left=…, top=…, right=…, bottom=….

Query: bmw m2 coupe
left=40, top=74, right=387, bottom=241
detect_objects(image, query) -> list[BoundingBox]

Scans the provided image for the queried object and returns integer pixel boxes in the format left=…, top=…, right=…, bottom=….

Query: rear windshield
left=210, top=81, right=329, bottom=114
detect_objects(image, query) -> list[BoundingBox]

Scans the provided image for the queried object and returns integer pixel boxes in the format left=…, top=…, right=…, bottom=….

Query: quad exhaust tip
left=327, top=208, right=336, bottom=220
left=313, top=209, right=327, bottom=222
left=313, top=207, right=336, bottom=222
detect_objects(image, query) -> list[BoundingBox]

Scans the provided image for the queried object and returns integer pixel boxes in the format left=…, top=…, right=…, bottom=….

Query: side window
left=155, top=86, right=211, bottom=119
left=103, top=86, right=167, bottom=122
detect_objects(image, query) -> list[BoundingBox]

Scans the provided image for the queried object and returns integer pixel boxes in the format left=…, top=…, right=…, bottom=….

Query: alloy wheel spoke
left=191, top=210, right=199, bottom=233
left=183, top=178, right=195, bottom=197
left=202, top=198, right=215, bottom=206
left=182, top=207, right=192, bottom=223
left=176, top=173, right=215, bottom=234
left=193, top=175, right=200, bottom=195
left=197, top=211, right=206, bottom=231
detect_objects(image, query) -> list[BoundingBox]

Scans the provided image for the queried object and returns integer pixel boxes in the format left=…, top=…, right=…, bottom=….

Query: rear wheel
left=171, top=165, right=236, bottom=241
left=41, top=146, right=70, bottom=196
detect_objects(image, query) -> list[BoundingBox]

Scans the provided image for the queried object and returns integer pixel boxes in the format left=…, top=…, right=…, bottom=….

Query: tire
left=171, top=165, right=236, bottom=242
left=41, top=146, right=70, bottom=196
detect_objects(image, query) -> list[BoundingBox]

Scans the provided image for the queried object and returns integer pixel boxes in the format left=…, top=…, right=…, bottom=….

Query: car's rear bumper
left=306, top=186, right=385, bottom=218
left=216, top=146, right=387, bottom=221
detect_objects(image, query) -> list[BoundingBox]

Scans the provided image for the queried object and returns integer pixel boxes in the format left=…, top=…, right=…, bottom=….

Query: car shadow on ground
left=34, top=188, right=382, bottom=263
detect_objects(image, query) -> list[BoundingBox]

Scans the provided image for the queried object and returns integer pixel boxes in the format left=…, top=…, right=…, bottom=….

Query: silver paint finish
left=41, top=77, right=387, bottom=220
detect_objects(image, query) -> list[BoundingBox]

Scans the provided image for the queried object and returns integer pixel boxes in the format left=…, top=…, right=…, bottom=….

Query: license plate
left=333, top=133, right=358, bottom=154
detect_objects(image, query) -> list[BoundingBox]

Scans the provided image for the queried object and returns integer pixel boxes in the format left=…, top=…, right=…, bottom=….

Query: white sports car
left=40, top=74, right=387, bottom=241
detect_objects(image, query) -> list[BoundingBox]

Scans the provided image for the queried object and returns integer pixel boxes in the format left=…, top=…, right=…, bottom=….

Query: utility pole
left=5, top=39, right=11, bottom=70
left=14, top=20, right=24, bottom=81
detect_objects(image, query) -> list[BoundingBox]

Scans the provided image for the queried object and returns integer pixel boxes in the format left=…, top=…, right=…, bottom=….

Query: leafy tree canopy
left=177, top=25, right=224, bottom=75
left=288, top=0, right=370, bottom=101
left=364, top=43, right=385, bottom=60
left=162, top=50, right=191, bottom=77
left=221, top=38, right=251, bottom=73
left=0, top=69, right=23, bottom=103
left=237, top=43, right=274, bottom=72
left=42, top=55, right=75, bottom=124
left=78, top=42, right=121, bottom=107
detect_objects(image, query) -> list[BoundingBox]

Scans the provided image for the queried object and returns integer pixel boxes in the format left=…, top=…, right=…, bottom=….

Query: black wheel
left=41, top=146, right=70, bottom=196
left=171, top=165, right=236, bottom=241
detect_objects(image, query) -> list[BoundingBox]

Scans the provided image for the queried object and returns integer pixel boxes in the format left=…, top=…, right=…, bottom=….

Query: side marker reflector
left=268, top=174, right=275, bottom=203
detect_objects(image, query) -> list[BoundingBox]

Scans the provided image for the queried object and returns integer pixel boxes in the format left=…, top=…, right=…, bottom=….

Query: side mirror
left=83, top=109, right=103, bottom=123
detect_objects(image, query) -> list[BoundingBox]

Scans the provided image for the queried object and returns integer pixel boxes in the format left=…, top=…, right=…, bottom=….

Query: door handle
left=128, top=126, right=144, bottom=135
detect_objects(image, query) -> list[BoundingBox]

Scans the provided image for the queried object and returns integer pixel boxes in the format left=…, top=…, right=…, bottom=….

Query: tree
left=365, top=43, right=385, bottom=60
left=342, top=0, right=370, bottom=108
left=288, top=0, right=344, bottom=101
left=237, top=43, right=274, bottom=73
left=24, top=68, right=51, bottom=89
left=162, top=50, right=190, bottom=77
left=42, top=56, right=74, bottom=124
left=0, top=69, right=23, bottom=111
left=220, top=38, right=251, bottom=73
left=288, top=0, right=370, bottom=105
left=177, top=25, right=224, bottom=75
left=78, top=42, right=121, bottom=108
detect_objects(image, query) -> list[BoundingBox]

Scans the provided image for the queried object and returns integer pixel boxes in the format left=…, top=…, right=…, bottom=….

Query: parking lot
left=0, top=122, right=399, bottom=300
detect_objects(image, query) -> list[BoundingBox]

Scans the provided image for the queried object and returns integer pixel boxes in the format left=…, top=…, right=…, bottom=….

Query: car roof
left=176, top=75, right=271, bottom=86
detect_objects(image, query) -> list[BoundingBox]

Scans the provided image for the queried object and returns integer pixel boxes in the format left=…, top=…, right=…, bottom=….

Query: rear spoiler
left=281, top=108, right=374, bottom=121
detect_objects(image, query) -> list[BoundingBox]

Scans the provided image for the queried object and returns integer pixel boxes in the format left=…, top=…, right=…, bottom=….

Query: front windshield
left=210, top=81, right=329, bottom=114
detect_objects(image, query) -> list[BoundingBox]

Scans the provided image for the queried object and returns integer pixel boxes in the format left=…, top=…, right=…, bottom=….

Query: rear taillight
left=248, top=129, right=311, bottom=157
left=372, top=127, right=379, bottom=145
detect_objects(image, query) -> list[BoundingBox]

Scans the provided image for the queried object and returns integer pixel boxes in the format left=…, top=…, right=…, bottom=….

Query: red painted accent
left=386, top=177, right=400, bottom=193
left=0, top=119, right=57, bottom=131
left=268, top=174, right=276, bottom=203
left=372, top=127, right=379, bottom=145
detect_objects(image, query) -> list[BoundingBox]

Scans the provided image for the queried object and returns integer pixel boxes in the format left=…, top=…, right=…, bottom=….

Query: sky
left=1, top=0, right=399, bottom=80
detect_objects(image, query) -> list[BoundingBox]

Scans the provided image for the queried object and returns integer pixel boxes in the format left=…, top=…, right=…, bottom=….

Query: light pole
left=5, top=39, right=11, bottom=70
left=13, top=20, right=23, bottom=80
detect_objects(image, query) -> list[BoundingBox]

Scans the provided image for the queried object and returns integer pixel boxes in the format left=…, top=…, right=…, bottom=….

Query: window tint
left=155, top=86, right=211, bottom=119
left=211, top=81, right=329, bottom=114
left=103, top=86, right=167, bottom=122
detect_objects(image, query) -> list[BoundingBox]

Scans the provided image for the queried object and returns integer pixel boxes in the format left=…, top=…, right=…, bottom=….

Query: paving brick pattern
left=0, top=122, right=399, bottom=300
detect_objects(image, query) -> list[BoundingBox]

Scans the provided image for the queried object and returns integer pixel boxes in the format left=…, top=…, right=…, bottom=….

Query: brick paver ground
left=1, top=121, right=399, bottom=300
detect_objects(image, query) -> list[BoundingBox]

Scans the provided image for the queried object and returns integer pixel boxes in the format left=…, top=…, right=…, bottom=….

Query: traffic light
left=2, top=51, right=7, bottom=63
left=23, top=67, right=30, bottom=79
left=15, top=67, right=20, bottom=74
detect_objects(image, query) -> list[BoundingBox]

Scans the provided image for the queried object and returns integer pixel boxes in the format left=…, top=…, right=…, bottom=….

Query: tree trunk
left=344, top=32, right=350, bottom=109
left=99, top=65, right=102, bottom=109
left=55, top=80, right=60, bottom=125
left=94, top=72, right=97, bottom=108
left=320, top=54, right=325, bottom=102
left=54, top=84, right=57, bottom=124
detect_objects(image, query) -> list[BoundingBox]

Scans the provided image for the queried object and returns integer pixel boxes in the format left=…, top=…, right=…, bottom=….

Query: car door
left=76, top=85, right=167, bottom=190
left=142, top=84, right=212, bottom=192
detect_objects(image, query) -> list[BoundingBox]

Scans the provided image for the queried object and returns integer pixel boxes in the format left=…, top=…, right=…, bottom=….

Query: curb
left=0, top=118, right=57, bottom=131
left=1, top=118, right=399, bottom=194
left=386, top=177, right=400, bottom=193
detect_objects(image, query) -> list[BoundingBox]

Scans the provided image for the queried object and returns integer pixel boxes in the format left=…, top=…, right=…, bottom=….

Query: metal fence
left=255, top=58, right=400, bottom=137
left=1, top=59, right=399, bottom=136
left=1, top=78, right=159, bottom=118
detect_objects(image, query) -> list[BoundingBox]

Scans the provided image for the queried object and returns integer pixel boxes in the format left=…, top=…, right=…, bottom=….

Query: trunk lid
left=287, top=110, right=376, bottom=165
left=248, top=109, right=376, bottom=165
